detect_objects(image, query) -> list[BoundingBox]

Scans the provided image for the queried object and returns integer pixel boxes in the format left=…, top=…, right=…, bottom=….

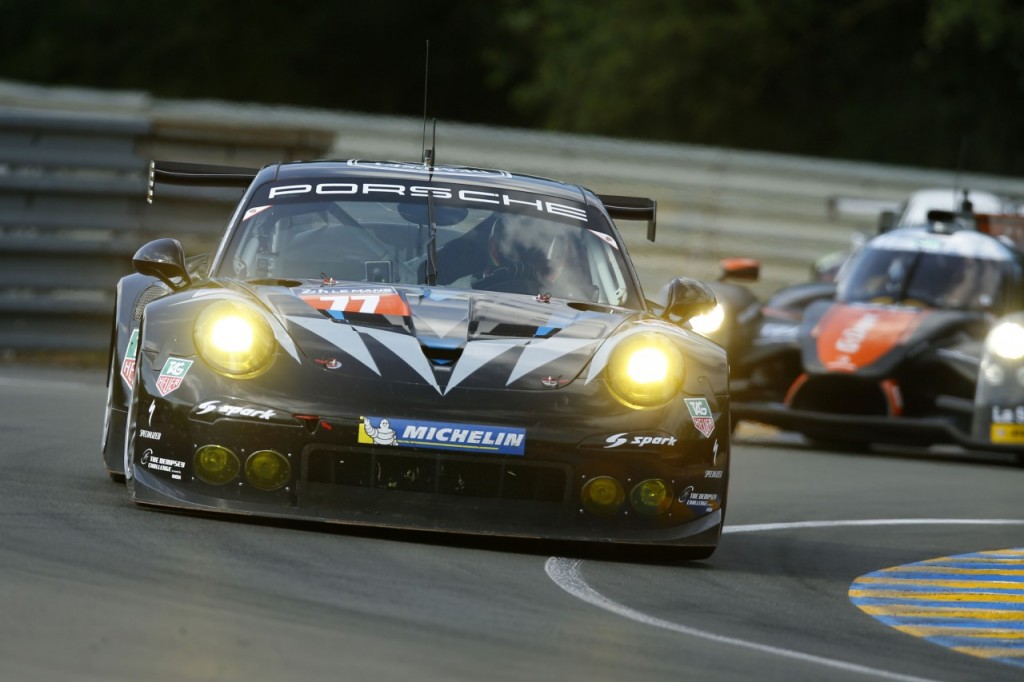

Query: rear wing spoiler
left=599, top=194, right=658, bottom=242
left=146, top=163, right=662, bottom=242
left=976, top=212, right=1024, bottom=252
left=147, top=160, right=259, bottom=203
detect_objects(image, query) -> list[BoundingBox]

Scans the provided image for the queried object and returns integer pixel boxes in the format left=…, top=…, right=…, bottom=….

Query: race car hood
left=808, top=302, right=927, bottom=373
left=244, top=280, right=637, bottom=393
left=799, top=300, right=987, bottom=376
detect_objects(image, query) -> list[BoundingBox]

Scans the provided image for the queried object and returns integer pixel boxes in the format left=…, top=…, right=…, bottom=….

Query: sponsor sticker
left=155, top=358, right=193, bottom=397
left=359, top=416, right=526, bottom=455
left=264, top=178, right=587, bottom=223
left=684, top=398, right=715, bottom=438
left=991, top=423, right=1024, bottom=444
left=141, top=448, right=186, bottom=480
left=991, top=405, right=1024, bottom=425
left=603, top=432, right=678, bottom=449
left=300, top=286, right=411, bottom=318
left=192, top=399, right=276, bottom=421
left=684, top=492, right=720, bottom=510
left=120, top=329, right=140, bottom=386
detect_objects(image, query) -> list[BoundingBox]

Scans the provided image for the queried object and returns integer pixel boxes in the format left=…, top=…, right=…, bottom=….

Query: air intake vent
left=132, top=284, right=167, bottom=321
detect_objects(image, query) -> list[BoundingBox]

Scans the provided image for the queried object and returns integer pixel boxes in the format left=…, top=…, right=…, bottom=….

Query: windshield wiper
left=424, top=185, right=439, bottom=286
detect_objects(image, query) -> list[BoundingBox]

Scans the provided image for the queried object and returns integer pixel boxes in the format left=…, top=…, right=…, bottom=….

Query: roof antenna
left=419, top=40, right=439, bottom=284
left=954, top=134, right=968, bottom=213
left=421, top=40, right=434, bottom=169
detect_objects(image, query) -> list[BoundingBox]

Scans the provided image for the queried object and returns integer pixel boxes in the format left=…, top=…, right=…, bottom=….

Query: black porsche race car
left=709, top=217, right=1024, bottom=460
left=101, top=158, right=730, bottom=556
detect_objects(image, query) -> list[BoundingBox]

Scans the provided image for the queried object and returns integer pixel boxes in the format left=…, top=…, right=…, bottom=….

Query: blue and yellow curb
left=850, top=548, right=1024, bottom=668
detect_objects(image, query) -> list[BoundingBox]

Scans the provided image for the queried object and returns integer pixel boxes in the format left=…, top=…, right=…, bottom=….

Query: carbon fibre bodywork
left=102, top=159, right=730, bottom=553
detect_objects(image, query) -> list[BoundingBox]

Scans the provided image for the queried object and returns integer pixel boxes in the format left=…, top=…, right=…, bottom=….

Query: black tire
left=101, top=350, right=126, bottom=484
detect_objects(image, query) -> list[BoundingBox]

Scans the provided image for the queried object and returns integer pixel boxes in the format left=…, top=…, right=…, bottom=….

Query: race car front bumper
left=734, top=402, right=1024, bottom=458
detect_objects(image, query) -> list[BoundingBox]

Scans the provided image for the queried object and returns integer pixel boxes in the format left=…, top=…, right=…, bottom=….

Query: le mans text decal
left=991, top=405, right=1024, bottom=445
left=359, top=416, right=526, bottom=455
left=156, top=358, right=193, bottom=397
left=684, top=398, right=715, bottom=438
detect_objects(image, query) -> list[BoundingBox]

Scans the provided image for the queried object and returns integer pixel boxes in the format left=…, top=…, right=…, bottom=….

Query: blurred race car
left=101, top=158, right=730, bottom=556
left=718, top=217, right=1024, bottom=460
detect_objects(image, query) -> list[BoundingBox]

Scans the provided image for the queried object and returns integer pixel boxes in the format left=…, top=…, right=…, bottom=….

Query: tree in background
left=495, top=0, right=1024, bottom=174
left=1, top=0, right=1023, bottom=174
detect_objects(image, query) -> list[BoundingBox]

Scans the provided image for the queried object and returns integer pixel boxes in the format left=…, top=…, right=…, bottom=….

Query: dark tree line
left=2, top=0, right=1023, bottom=175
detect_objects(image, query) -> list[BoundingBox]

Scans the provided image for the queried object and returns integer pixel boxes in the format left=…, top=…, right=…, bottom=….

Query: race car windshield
left=217, top=178, right=637, bottom=306
left=837, top=246, right=1006, bottom=311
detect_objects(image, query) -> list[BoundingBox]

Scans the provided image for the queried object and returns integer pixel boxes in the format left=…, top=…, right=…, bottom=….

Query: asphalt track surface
left=1, top=363, right=1021, bottom=682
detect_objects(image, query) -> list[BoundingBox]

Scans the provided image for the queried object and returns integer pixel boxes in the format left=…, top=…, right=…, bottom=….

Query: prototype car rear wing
left=975, top=212, right=1024, bottom=253
left=599, top=194, right=658, bottom=242
left=147, top=160, right=259, bottom=204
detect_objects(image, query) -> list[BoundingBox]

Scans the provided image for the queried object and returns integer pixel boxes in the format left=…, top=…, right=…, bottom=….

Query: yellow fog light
left=245, top=450, right=291, bottom=491
left=194, top=444, right=240, bottom=485
left=581, top=476, right=625, bottom=516
left=606, top=332, right=684, bottom=408
left=194, top=301, right=276, bottom=377
left=630, top=479, right=673, bottom=516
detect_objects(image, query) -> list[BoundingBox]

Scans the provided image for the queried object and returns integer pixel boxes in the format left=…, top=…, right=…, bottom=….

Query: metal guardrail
left=3, top=79, right=1024, bottom=354
left=0, top=101, right=333, bottom=353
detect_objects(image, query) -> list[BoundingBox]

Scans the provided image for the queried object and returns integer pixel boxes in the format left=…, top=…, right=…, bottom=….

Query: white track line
left=546, top=519, right=1024, bottom=681
left=724, top=519, right=1024, bottom=534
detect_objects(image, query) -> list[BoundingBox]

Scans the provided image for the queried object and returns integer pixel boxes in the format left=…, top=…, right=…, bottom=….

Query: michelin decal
left=359, top=416, right=526, bottom=455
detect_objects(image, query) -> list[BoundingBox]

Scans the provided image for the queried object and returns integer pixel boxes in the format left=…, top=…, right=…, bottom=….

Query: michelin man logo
left=362, top=417, right=398, bottom=445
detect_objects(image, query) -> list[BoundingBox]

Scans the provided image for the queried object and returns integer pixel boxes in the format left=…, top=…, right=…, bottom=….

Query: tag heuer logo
left=156, top=358, right=193, bottom=396
left=684, top=398, right=715, bottom=438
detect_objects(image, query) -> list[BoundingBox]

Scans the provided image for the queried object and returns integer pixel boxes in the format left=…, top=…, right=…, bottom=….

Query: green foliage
left=2, top=0, right=1023, bottom=174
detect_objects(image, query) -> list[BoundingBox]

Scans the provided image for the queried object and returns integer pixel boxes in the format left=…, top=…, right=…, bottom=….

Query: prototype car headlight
left=194, top=301, right=276, bottom=377
left=606, top=332, right=684, bottom=408
left=688, top=303, right=725, bottom=336
left=987, top=322, right=1024, bottom=361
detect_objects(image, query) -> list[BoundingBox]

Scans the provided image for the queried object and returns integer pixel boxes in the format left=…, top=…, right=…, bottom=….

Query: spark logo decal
left=602, top=432, right=678, bottom=449
left=685, top=398, right=715, bottom=438
left=359, top=416, right=526, bottom=455
left=156, top=358, right=193, bottom=397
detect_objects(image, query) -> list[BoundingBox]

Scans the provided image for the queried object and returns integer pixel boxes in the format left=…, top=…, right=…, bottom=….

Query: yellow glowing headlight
left=987, top=322, right=1024, bottom=361
left=606, top=332, right=684, bottom=408
left=689, top=303, right=724, bottom=336
left=194, top=301, right=276, bottom=377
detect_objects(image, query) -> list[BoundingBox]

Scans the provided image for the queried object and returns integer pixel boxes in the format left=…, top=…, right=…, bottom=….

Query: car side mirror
left=878, top=210, right=897, bottom=233
left=662, top=277, right=717, bottom=321
left=133, top=238, right=191, bottom=290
